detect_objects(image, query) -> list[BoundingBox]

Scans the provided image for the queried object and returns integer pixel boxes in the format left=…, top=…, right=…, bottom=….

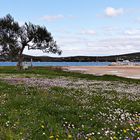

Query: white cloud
left=23, top=29, right=140, bottom=56
left=102, top=26, right=120, bottom=32
left=56, top=35, right=87, bottom=46
left=40, top=14, right=76, bottom=22
left=85, top=37, right=140, bottom=55
left=101, top=26, right=122, bottom=36
left=55, top=35, right=140, bottom=56
left=124, top=29, right=140, bottom=36
left=41, top=15, right=64, bottom=22
left=105, top=7, right=124, bottom=17
left=80, top=30, right=96, bottom=36
left=23, top=35, right=140, bottom=56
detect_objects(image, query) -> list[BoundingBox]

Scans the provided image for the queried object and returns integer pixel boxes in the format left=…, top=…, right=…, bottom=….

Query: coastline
left=63, top=66, right=140, bottom=79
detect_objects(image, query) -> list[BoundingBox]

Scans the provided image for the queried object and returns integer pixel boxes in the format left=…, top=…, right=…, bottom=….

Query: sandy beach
left=63, top=66, right=140, bottom=79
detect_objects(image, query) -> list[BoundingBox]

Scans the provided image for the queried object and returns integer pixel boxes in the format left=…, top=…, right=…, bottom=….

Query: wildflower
left=114, top=125, right=117, bottom=128
left=41, top=125, right=45, bottom=128
left=71, top=124, right=75, bottom=128
left=68, top=134, right=72, bottom=138
left=110, top=137, right=113, bottom=140
left=131, top=126, right=134, bottom=130
left=56, top=134, right=59, bottom=140
left=123, top=129, right=127, bottom=133
left=113, top=136, right=118, bottom=140
left=81, top=124, right=84, bottom=128
left=49, top=135, right=54, bottom=139
left=131, top=132, right=135, bottom=137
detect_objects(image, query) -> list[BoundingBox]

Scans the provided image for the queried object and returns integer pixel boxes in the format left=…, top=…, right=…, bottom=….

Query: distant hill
left=0, top=52, right=140, bottom=62
left=23, top=52, right=140, bottom=62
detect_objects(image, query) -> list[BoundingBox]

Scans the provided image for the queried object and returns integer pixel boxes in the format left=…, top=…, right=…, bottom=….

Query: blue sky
left=0, top=0, right=140, bottom=56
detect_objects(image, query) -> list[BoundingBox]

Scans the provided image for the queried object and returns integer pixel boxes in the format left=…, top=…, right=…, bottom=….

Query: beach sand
left=63, top=66, right=140, bottom=79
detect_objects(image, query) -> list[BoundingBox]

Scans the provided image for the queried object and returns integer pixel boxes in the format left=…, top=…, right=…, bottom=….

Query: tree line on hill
left=22, top=52, right=140, bottom=62
left=0, top=52, right=139, bottom=62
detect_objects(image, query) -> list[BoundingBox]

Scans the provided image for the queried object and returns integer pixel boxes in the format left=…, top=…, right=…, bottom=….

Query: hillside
left=0, top=52, right=140, bottom=62
left=23, top=52, right=140, bottom=62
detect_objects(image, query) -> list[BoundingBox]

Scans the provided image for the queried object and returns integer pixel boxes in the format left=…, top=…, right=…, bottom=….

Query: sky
left=0, top=0, right=140, bottom=57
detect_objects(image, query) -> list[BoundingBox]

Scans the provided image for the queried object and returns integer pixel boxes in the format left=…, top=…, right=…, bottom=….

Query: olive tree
left=0, top=14, right=61, bottom=69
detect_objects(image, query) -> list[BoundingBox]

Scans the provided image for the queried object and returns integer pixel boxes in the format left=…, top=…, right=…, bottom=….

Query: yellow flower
left=88, top=138, right=92, bottom=140
left=68, top=134, right=72, bottom=138
left=123, top=129, right=127, bottom=133
left=131, top=127, right=134, bottom=130
left=113, top=136, right=118, bottom=140
left=41, top=125, right=44, bottom=128
left=49, top=135, right=54, bottom=139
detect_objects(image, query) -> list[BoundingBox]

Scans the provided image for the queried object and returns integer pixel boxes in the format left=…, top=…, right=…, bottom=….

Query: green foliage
left=0, top=14, right=20, bottom=60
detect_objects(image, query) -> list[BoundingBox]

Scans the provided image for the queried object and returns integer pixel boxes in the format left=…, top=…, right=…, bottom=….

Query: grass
left=0, top=66, right=140, bottom=83
left=0, top=66, right=140, bottom=139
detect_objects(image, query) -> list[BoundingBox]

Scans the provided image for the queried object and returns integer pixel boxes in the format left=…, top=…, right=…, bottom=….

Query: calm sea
left=0, top=62, right=111, bottom=66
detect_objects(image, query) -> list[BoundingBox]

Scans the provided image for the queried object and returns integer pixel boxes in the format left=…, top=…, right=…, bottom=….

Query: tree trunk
left=17, top=55, right=23, bottom=70
left=17, top=45, right=25, bottom=70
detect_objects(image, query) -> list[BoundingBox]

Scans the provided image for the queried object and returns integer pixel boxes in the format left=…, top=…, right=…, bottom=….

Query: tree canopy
left=0, top=14, right=20, bottom=60
left=0, top=14, right=62, bottom=68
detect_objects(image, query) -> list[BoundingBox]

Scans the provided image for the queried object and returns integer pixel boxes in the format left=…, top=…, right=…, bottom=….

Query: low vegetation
left=0, top=67, right=140, bottom=139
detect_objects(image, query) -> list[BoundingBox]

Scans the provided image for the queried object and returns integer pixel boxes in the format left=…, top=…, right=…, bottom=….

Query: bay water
left=0, top=62, right=111, bottom=66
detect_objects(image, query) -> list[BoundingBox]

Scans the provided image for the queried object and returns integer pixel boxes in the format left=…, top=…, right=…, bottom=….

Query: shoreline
left=63, top=66, right=140, bottom=79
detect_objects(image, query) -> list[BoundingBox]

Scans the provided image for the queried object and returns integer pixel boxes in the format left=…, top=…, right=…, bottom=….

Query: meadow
left=0, top=67, right=140, bottom=140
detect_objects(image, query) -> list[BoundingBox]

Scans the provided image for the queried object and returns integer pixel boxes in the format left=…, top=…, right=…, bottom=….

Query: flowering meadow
left=0, top=67, right=140, bottom=140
